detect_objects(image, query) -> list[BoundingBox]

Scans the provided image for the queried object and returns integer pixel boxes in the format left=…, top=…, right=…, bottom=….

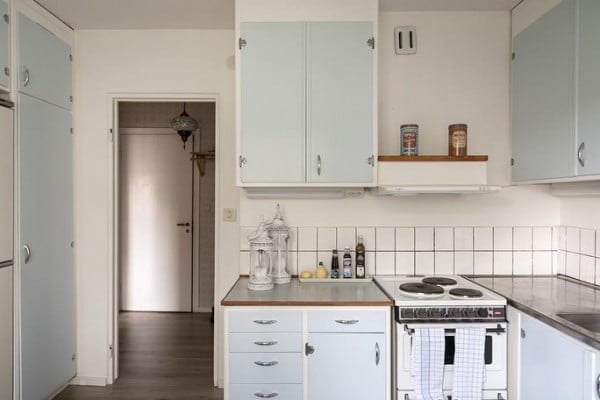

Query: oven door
left=396, top=322, right=507, bottom=400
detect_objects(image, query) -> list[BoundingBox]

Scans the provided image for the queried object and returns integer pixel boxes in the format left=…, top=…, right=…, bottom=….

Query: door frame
left=106, top=93, right=221, bottom=384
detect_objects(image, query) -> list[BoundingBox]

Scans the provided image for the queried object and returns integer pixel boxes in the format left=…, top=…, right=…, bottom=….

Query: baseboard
left=69, top=375, right=107, bottom=387
left=218, top=377, right=224, bottom=389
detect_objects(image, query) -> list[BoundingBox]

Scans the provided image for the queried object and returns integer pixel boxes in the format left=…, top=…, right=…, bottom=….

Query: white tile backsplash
left=365, top=251, right=376, bottom=277
left=396, top=252, right=415, bottom=275
left=298, top=252, right=317, bottom=274
left=580, top=229, right=596, bottom=256
left=493, top=252, right=512, bottom=275
left=533, top=227, right=552, bottom=251
left=494, top=227, right=513, bottom=251
left=533, top=251, right=552, bottom=275
left=375, top=227, right=395, bottom=251
left=356, top=227, right=375, bottom=251
left=415, top=252, right=434, bottom=275
left=455, top=252, right=474, bottom=275
left=566, top=227, right=580, bottom=253
left=434, top=227, right=453, bottom=251
left=474, top=252, right=493, bottom=275
left=454, top=227, right=474, bottom=251
left=415, top=227, right=434, bottom=251
left=513, top=251, right=532, bottom=275
left=317, top=227, right=337, bottom=251
left=474, top=227, right=493, bottom=251
left=557, top=250, right=566, bottom=275
left=239, top=251, right=250, bottom=275
left=566, top=252, right=580, bottom=279
left=337, top=227, right=356, bottom=251
left=395, top=227, right=415, bottom=251
left=513, top=227, right=532, bottom=251
left=298, top=227, right=317, bottom=251
left=376, top=252, right=395, bottom=275
left=434, top=252, right=454, bottom=275
left=581, top=256, right=595, bottom=284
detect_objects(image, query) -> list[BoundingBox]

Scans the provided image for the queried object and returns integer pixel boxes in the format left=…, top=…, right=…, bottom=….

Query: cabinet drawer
left=230, top=333, right=302, bottom=353
left=229, top=354, right=302, bottom=384
left=229, top=310, right=302, bottom=333
left=230, top=384, right=302, bottom=400
left=308, top=310, right=386, bottom=333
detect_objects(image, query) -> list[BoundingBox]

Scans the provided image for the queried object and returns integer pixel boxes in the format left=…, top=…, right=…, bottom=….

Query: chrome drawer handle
left=23, top=244, right=31, bottom=264
left=335, top=319, right=359, bottom=325
left=23, top=66, right=30, bottom=87
left=254, top=360, right=278, bottom=367
left=578, top=142, right=586, bottom=167
left=254, top=392, right=279, bottom=399
left=375, top=342, right=380, bottom=366
left=253, top=319, right=277, bottom=325
left=254, top=340, right=278, bottom=346
left=317, top=155, right=322, bottom=176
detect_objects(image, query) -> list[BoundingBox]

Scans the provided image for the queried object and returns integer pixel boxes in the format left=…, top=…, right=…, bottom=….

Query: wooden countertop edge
left=220, top=300, right=394, bottom=307
left=378, top=155, right=489, bottom=162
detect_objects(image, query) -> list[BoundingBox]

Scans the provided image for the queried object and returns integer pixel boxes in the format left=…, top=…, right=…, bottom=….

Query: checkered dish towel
left=452, top=328, right=486, bottom=400
left=411, top=328, right=446, bottom=400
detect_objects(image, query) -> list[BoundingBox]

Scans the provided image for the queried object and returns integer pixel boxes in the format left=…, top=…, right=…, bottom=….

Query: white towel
left=411, top=328, right=446, bottom=400
left=452, top=328, right=486, bottom=400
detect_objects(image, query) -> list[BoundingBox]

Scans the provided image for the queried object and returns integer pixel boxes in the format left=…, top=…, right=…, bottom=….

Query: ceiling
left=35, top=0, right=520, bottom=30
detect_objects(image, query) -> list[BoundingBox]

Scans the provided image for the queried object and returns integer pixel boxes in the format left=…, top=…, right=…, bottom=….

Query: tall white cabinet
left=18, top=12, right=75, bottom=400
left=238, top=21, right=376, bottom=187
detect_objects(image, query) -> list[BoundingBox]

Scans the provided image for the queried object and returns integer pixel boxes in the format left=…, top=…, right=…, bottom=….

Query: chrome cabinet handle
left=578, top=142, right=586, bottom=167
left=254, top=392, right=278, bottom=399
left=23, top=67, right=30, bottom=87
left=23, top=244, right=31, bottom=264
left=254, top=340, right=278, bottom=346
left=335, top=319, right=359, bottom=325
left=254, top=360, right=278, bottom=367
left=375, top=342, right=380, bottom=366
left=253, top=319, right=277, bottom=325
left=317, top=155, right=321, bottom=176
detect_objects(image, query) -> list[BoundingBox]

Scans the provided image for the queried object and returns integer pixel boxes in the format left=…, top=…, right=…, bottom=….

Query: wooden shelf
left=378, top=155, right=489, bottom=162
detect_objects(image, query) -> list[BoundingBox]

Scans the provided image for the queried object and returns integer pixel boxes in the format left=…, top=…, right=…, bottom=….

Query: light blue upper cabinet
left=576, top=0, right=600, bottom=175
left=18, top=13, right=72, bottom=110
left=511, top=0, right=575, bottom=182
left=0, top=0, right=9, bottom=90
left=240, top=22, right=306, bottom=184
left=306, top=22, right=374, bottom=184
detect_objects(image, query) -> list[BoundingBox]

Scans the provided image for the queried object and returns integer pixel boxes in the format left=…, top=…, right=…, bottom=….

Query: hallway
left=56, top=312, right=223, bottom=400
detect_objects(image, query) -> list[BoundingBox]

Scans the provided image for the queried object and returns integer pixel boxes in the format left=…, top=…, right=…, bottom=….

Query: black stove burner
left=422, top=277, right=457, bottom=286
left=449, top=287, right=483, bottom=298
left=400, top=282, right=444, bottom=295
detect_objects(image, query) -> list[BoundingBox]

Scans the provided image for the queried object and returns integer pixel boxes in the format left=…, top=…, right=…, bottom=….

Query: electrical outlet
left=223, top=208, right=237, bottom=222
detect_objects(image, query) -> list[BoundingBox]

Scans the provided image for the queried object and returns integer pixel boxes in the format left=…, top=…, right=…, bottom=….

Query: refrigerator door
left=0, top=104, right=13, bottom=263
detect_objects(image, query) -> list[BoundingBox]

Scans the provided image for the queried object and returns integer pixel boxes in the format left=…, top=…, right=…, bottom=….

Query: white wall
left=241, top=11, right=560, bottom=229
left=73, top=29, right=239, bottom=384
left=561, top=198, right=600, bottom=229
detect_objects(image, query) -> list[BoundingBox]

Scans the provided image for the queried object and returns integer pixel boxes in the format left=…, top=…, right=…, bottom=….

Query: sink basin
left=557, top=313, right=600, bottom=333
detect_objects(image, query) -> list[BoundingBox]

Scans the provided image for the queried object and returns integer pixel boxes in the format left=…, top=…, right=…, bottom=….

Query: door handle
left=578, top=142, right=586, bottom=167
left=176, top=222, right=190, bottom=227
left=375, top=342, right=380, bottom=366
left=317, top=155, right=321, bottom=176
left=23, top=244, right=31, bottom=264
left=23, top=66, right=30, bottom=87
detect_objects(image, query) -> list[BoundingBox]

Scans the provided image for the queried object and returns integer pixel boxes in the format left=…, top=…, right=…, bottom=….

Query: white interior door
left=120, top=132, right=193, bottom=312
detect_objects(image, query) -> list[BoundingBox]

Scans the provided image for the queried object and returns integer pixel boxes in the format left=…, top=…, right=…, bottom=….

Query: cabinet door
left=308, top=333, right=385, bottom=400
left=19, top=94, right=75, bottom=399
left=306, top=22, right=374, bottom=184
left=520, top=313, right=585, bottom=399
left=0, top=265, right=12, bottom=400
left=0, top=106, right=12, bottom=263
left=240, top=22, right=305, bottom=184
left=18, top=13, right=72, bottom=110
left=511, top=0, right=575, bottom=182
left=576, top=0, right=600, bottom=175
left=0, top=0, right=9, bottom=89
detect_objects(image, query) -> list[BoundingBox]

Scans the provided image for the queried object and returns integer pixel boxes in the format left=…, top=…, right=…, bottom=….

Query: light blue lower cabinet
left=230, top=384, right=303, bottom=400
left=229, top=354, right=303, bottom=384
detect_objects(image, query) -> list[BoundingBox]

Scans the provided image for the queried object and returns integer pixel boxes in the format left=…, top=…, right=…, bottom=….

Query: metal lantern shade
left=247, top=223, right=274, bottom=291
left=170, top=103, right=198, bottom=148
left=268, top=205, right=291, bottom=284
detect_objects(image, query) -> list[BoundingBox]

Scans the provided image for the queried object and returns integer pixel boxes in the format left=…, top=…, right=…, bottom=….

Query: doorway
left=112, top=99, right=218, bottom=385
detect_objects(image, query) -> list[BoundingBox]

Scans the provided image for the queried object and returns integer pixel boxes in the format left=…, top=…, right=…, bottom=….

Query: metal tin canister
left=448, top=124, right=468, bottom=156
left=400, top=124, right=419, bottom=155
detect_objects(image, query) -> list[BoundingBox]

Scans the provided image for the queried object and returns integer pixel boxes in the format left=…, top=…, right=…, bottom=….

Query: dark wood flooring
left=56, top=312, right=223, bottom=400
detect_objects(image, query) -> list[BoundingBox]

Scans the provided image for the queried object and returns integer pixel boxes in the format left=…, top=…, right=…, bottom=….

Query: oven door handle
left=404, top=324, right=506, bottom=335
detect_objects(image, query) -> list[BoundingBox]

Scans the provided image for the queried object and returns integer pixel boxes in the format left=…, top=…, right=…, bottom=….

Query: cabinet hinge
left=69, top=54, right=73, bottom=62
left=368, top=155, right=375, bottom=166
left=239, top=38, right=247, bottom=50
left=511, top=158, right=515, bottom=166
left=367, top=37, right=375, bottom=49
left=239, top=155, right=247, bottom=168
left=512, top=52, right=516, bottom=61
left=70, top=128, right=73, bottom=135
left=72, top=353, right=76, bottom=361
left=305, top=342, right=315, bottom=356
left=69, top=95, right=73, bottom=103
left=3, top=14, right=8, bottom=24
left=109, top=345, right=114, bottom=358
left=3, top=67, right=8, bottom=77
left=70, top=241, right=75, bottom=248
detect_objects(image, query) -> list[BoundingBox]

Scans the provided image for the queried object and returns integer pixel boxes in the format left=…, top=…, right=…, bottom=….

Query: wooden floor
left=56, top=312, right=223, bottom=400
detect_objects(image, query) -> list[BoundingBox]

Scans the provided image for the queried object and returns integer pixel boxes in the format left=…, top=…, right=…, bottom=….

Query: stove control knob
left=449, top=308, right=464, bottom=318
left=477, top=308, right=489, bottom=318
left=465, top=308, right=477, bottom=318
left=415, top=309, right=428, bottom=319
left=401, top=309, right=415, bottom=319
left=430, top=308, right=443, bottom=318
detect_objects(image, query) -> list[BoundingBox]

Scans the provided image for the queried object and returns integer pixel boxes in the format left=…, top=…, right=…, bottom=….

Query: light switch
left=223, top=208, right=237, bottom=222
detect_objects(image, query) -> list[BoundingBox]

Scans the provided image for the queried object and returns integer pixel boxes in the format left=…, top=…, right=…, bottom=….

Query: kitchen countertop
left=470, top=276, right=600, bottom=351
left=221, top=277, right=393, bottom=307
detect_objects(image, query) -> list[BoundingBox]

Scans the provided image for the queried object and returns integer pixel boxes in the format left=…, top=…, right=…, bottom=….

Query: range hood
left=375, top=155, right=501, bottom=195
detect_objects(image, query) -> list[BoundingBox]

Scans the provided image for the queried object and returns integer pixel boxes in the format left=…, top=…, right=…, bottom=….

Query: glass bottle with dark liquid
left=331, top=250, right=340, bottom=279
left=356, top=236, right=366, bottom=279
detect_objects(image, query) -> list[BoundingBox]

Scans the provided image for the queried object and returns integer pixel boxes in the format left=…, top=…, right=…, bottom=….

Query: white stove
left=375, top=275, right=508, bottom=400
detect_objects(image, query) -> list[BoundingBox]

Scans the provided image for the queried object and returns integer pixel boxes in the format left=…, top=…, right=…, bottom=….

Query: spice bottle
left=400, top=124, right=419, bottom=155
left=448, top=124, right=468, bottom=156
